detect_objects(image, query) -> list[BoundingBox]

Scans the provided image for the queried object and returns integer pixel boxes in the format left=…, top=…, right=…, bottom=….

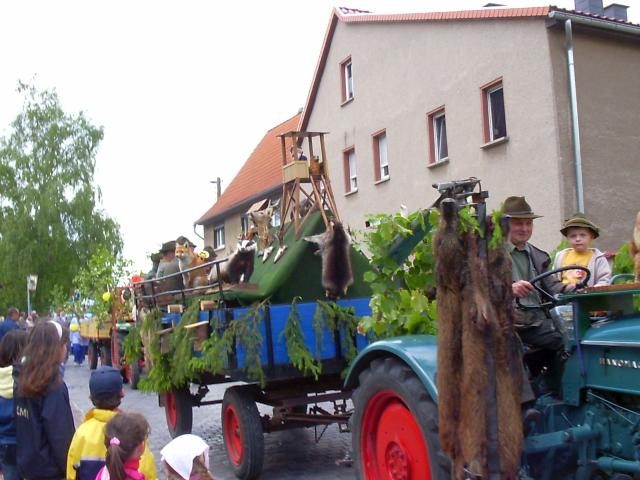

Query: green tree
left=0, top=82, right=123, bottom=312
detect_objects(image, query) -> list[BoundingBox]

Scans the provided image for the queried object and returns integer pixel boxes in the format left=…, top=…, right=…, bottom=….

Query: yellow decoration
left=102, top=291, right=111, bottom=302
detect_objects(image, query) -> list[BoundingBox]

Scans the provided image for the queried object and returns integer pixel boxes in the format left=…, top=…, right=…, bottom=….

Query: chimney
left=574, top=0, right=604, bottom=16
left=604, top=3, right=628, bottom=21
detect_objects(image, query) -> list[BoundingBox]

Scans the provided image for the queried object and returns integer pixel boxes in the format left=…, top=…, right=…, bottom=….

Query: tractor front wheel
left=221, top=386, right=264, bottom=480
left=352, top=357, right=450, bottom=480
left=164, top=389, right=193, bottom=438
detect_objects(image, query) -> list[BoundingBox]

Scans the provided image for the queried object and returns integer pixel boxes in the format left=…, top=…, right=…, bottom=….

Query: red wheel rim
left=224, top=404, right=243, bottom=465
left=165, top=391, right=177, bottom=431
left=360, top=390, right=431, bottom=480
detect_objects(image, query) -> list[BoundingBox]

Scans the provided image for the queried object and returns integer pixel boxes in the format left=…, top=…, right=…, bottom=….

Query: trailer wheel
left=164, top=389, right=193, bottom=438
left=88, top=342, right=98, bottom=370
left=222, top=386, right=264, bottom=480
left=101, top=341, right=113, bottom=367
left=352, top=357, right=450, bottom=480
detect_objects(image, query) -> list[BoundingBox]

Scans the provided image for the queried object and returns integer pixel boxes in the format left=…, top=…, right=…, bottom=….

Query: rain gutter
left=548, top=10, right=640, bottom=213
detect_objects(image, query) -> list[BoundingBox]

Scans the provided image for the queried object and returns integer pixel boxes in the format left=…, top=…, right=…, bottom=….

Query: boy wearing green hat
left=553, top=213, right=611, bottom=287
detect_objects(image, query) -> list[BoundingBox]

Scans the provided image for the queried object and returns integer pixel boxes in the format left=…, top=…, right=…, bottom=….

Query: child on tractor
left=553, top=213, right=611, bottom=287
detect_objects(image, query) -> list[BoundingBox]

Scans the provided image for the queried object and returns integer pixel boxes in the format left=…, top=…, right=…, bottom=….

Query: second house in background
left=195, top=113, right=300, bottom=255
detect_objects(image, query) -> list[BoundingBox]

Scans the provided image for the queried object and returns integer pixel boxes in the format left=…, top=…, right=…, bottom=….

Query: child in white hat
left=161, top=434, right=213, bottom=480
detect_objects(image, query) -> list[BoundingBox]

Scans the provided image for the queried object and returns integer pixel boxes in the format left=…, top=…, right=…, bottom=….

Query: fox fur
left=435, top=203, right=523, bottom=479
left=631, top=211, right=640, bottom=282
left=304, top=220, right=354, bottom=299
left=175, top=238, right=209, bottom=289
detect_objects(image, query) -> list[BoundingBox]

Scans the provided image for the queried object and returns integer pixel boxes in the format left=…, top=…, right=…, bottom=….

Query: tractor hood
left=582, top=316, right=640, bottom=347
left=576, top=316, right=640, bottom=397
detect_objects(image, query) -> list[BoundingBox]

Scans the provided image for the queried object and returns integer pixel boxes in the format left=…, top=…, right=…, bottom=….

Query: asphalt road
left=65, top=362, right=357, bottom=479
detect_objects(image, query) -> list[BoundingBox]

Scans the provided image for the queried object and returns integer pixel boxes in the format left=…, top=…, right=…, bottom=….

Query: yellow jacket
left=66, top=408, right=157, bottom=480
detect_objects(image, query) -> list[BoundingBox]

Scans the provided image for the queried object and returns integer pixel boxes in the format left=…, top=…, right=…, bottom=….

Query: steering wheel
left=515, top=265, right=591, bottom=310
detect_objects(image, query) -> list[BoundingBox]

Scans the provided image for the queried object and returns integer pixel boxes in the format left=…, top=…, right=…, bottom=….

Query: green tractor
left=345, top=178, right=640, bottom=479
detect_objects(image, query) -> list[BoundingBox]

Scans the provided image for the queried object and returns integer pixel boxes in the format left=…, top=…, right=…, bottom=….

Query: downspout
left=563, top=19, right=585, bottom=214
left=548, top=11, right=640, bottom=213
left=193, top=224, right=204, bottom=241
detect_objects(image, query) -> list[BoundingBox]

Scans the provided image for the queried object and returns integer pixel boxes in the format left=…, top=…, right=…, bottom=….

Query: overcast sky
left=1, top=0, right=637, bottom=274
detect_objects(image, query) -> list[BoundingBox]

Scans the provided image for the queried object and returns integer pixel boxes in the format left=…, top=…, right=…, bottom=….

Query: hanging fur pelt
left=435, top=202, right=522, bottom=479
left=487, top=216, right=523, bottom=479
left=433, top=199, right=466, bottom=469
left=304, top=220, right=354, bottom=299
left=631, top=211, right=640, bottom=282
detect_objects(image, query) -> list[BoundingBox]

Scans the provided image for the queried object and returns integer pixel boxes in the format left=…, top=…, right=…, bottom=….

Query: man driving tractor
left=504, top=196, right=575, bottom=394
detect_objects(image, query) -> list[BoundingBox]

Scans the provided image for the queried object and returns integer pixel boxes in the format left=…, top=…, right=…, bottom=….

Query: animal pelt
left=433, top=199, right=466, bottom=465
left=175, top=238, right=209, bottom=289
left=631, top=211, right=640, bottom=282
left=435, top=204, right=523, bottom=480
left=208, top=239, right=257, bottom=285
left=486, top=217, right=523, bottom=480
left=249, top=206, right=274, bottom=251
left=304, top=220, right=354, bottom=299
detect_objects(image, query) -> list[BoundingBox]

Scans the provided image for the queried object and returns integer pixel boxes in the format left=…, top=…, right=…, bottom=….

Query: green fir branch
left=281, top=297, right=321, bottom=379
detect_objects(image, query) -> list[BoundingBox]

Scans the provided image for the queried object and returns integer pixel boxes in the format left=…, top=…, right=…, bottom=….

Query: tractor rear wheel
left=164, top=389, right=193, bottom=438
left=221, top=386, right=264, bottom=480
left=352, top=357, right=450, bottom=480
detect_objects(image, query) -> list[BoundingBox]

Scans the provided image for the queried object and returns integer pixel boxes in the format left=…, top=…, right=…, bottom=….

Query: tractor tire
left=352, top=357, right=450, bottom=480
left=88, top=342, right=98, bottom=370
left=221, top=386, right=264, bottom=480
left=101, top=341, right=112, bottom=367
left=164, top=389, right=193, bottom=438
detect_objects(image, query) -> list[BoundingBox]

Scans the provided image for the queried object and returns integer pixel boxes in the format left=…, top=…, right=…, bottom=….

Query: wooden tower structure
left=277, top=131, right=340, bottom=243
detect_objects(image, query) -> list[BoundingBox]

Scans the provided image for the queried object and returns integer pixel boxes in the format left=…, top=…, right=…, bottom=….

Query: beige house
left=299, top=3, right=640, bottom=252
left=195, top=113, right=300, bottom=255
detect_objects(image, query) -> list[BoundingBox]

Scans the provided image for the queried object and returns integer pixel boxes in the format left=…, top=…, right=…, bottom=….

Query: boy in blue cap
left=66, top=366, right=157, bottom=480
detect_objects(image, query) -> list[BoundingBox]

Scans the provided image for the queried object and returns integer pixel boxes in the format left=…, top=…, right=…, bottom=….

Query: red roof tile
left=196, top=113, right=301, bottom=225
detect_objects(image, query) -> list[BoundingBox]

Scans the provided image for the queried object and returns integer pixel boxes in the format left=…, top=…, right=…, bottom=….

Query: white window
left=376, top=132, right=389, bottom=180
left=240, top=215, right=249, bottom=234
left=345, top=62, right=353, bottom=100
left=486, top=83, right=506, bottom=141
left=214, top=224, right=225, bottom=250
left=433, top=112, right=448, bottom=161
left=341, top=57, right=354, bottom=103
left=272, top=208, right=281, bottom=227
left=346, top=149, right=357, bottom=192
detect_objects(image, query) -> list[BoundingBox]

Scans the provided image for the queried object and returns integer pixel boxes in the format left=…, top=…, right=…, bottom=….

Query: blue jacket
left=0, top=365, right=15, bottom=444
left=14, top=364, right=75, bottom=479
left=0, top=319, right=19, bottom=341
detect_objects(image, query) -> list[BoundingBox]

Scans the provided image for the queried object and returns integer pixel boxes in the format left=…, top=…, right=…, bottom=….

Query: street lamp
left=27, top=274, right=38, bottom=315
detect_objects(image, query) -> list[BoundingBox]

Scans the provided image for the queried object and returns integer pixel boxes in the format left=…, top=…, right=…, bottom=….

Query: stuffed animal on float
left=208, top=238, right=257, bottom=285
left=249, top=206, right=275, bottom=261
left=175, top=236, right=209, bottom=288
left=631, top=211, right=640, bottom=282
left=304, top=219, right=354, bottom=299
